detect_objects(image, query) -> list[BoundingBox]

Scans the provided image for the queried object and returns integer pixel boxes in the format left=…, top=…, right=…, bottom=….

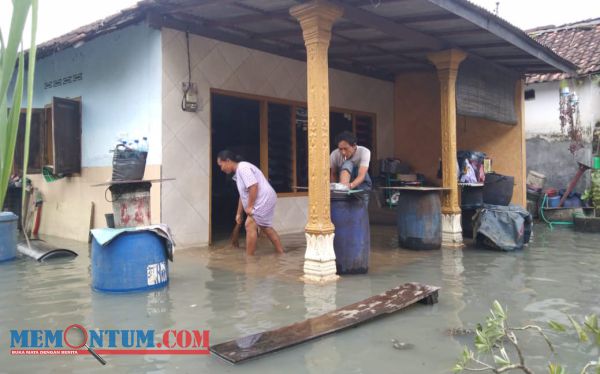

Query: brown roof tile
left=527, top=18, right=600, bottom=83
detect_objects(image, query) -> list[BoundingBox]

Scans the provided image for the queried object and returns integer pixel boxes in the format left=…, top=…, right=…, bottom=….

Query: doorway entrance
left=210, top=93, right=260, bottom=242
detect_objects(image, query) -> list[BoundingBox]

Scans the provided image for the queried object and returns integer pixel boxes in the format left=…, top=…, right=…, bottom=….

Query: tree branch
left=509, top=325, right=556, bottom=354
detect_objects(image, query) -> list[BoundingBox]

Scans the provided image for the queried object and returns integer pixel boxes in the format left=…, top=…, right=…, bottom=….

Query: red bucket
left=544, top=188, right=558, bottom=197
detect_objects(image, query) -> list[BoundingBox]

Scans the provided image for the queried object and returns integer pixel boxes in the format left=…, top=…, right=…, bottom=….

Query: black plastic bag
left=112, top=144, right=147, bottom=181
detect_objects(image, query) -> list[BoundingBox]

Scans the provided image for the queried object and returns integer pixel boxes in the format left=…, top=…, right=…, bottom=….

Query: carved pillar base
left=442, top=213, right=463, bottom=248
left=302, top=232, right=339, bottom=283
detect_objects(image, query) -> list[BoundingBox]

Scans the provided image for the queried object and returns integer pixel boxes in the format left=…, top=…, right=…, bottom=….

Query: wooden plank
left=210, top=282, right=440, bottom=364
left=90, top=178, right=175, bottom=187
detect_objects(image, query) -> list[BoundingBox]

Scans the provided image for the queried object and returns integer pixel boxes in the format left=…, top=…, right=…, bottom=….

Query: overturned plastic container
left=91, top=230, right=168, bottom=292
left=331, top=192, right=370, bottom=274
left=17, top=239, right=77, bottom=261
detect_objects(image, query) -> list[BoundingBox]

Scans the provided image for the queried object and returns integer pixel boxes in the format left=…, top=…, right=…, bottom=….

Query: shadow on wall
left=526, top=136, right=592, bottom=193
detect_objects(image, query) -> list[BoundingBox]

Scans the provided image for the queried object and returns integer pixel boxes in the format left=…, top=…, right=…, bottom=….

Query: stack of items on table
left=107, top=138, right=150, bottom=228
left=90, top=137, right=174, bottom=293
left=458, top=150, right=531, bottom=251
left=378, top=158, right=425, bottom=207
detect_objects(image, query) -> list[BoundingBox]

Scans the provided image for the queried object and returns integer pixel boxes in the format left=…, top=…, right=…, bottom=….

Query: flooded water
left=1, top=224, right=599, bottom=373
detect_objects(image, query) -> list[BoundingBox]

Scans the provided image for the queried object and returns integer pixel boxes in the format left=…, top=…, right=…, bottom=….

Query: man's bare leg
left=245, top=217, right=258, bottom=255
left=261, top=227, right=284, bottom=254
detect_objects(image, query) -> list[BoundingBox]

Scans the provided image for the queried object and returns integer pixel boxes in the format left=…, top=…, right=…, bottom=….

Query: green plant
left=453, top=301, right=600, bottom=374
left=0, top=0, right=38, bottom=212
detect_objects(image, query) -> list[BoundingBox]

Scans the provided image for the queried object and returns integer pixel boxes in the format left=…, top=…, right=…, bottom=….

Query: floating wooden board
left=210, top=282, right=440, bottom=364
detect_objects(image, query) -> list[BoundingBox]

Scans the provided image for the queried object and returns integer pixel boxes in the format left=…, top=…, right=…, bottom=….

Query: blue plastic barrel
left=91, top=231, right=168, bottom=292
left=331, top=193, right=370, bottom=274
left=0, top=212, right=18, bottom=262
left=397, top=190, right=441, bottom=250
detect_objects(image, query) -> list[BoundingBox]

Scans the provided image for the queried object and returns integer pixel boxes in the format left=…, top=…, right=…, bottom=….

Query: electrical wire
left=181, top=31, right=192, bottom=111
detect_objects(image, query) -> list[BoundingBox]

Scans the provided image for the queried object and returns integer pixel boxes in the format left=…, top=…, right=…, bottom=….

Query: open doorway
left=211, top=93, right=260, bottom=243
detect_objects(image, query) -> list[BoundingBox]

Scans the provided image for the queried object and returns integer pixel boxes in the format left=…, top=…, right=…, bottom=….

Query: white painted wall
left=32, top=23, right=162, bottom=167
left=161, top=29, right=395, bottom=248
left=525, top=78, right=600, bottom=139
left=524, top=78, right=600, bottom=192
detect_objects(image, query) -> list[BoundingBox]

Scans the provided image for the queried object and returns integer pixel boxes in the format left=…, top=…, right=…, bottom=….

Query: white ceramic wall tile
left=162, top=29, right=394, bottom=248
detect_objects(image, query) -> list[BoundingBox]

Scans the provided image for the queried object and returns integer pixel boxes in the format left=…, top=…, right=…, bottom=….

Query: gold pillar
left=291, top=1, right=342, bottom=282
left=428, top=49, right=467, bottom=247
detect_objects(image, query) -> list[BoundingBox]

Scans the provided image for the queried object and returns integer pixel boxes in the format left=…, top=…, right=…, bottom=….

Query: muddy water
left=0, top=225, right=599, bottom=373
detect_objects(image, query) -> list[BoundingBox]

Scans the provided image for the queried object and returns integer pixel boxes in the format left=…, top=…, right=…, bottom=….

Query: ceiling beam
left=328, top=0, right=446, bottom=50
left=148, top=13, right=393, bottom=81
left=426, top=0, right=577, bottom=74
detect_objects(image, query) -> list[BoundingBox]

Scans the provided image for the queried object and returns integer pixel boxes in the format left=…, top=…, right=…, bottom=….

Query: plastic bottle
left=133, top=139, right=140, bottom=151
left=141, top=137, right=149, bottom=153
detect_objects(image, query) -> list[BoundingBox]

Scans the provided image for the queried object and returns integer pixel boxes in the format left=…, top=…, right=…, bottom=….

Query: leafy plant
left=0, top=0, right=38, bottom=211
left=454, top=301, right=600, bottom=374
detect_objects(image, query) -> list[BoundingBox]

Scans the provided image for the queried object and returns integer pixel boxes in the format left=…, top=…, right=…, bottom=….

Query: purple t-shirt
left=233, top=162, right=277, bottom=227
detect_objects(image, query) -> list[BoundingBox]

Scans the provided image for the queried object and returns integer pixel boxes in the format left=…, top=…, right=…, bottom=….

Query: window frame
left=210, top=88, right=377, bottom=197
left=11, top=96, right=82, bottom=177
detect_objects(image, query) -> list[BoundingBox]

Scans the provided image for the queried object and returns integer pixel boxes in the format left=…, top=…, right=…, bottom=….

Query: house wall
left=27, top=23, right=163, bottom=241
left=394, top=71, right=527, bottom=207
left=161, top=29, right=395, bottom=248
left=524, top=79, right=600, bottom=193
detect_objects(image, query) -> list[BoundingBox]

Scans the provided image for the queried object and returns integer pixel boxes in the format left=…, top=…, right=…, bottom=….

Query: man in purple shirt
left=217, top=150, right=284, bottom=255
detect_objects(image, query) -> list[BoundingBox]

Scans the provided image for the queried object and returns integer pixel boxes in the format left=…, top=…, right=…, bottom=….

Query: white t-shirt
left=330, top=146, right=371, bottom=171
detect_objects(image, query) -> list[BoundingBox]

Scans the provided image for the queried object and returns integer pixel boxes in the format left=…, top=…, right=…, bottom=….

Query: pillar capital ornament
left=290, top=1, right=343, bottom=46
left=427, top=49, right=467, bottom=72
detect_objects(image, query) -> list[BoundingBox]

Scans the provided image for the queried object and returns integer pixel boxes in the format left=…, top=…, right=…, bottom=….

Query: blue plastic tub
left=0, top=212, right=18, bottom=262
left=91, top=231, right=168, bottom=292
left=331, top=193, right=370, bottom=274
left=547, top=195, right=561, bottom=208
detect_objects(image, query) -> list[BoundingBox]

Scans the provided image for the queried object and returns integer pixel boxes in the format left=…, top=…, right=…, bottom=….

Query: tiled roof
left=527, top=18, right=600, bottom=83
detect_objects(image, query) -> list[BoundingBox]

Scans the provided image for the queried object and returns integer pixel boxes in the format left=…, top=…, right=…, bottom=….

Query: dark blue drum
left=331, top=193, right=370, bottom=274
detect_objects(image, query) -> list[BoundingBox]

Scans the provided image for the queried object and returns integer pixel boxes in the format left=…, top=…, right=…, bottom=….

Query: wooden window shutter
left=52, top=97, right=82, bottom=175
left=13, top=109, right=45, bottom=174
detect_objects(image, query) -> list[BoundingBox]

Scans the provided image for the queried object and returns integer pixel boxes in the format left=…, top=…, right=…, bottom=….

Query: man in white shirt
left=330, top=131, right=372, bottom=193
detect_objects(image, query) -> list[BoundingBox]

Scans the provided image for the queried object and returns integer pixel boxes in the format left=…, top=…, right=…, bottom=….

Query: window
left=524, top=89, right=535, bottom=101
left=211, top=90, right=376, bottom=195
left=13, top=97, right=82, bottom=175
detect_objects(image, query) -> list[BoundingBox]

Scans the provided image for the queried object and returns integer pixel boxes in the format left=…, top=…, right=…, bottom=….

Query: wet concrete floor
left=0, top=224, right=599, bottom=373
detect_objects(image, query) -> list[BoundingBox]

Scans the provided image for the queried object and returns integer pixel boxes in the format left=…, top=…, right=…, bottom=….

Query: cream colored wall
left=394, top=71, right=526, bottom=207
left=161, top=29, right=394, bottom=248
left=29, top=165, right=161, bottom=242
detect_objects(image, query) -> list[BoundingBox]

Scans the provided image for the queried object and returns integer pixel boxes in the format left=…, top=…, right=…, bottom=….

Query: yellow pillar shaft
left=428, top=49, right=467, bottom=214
left=291, top=1, right=343, bottom=282
left=428, top=49, right=467, bottom=247
left=438, top=68, right=460, bottom=214
left=291, top=1, right=342, bottom=235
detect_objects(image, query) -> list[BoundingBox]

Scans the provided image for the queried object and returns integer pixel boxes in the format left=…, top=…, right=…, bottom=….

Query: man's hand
left=244, top=206, right=254, bottom=216
left=235, top=214, right=243, bottom=225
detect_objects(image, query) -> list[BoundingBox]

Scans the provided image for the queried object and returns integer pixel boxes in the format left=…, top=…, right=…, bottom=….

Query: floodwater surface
left=0, top=224, right=599, bottom=373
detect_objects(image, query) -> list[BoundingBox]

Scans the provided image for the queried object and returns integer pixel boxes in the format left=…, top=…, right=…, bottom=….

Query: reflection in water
left=1, top=225, right=599, bottom=372
left=441, top=248, right=466, bottom=329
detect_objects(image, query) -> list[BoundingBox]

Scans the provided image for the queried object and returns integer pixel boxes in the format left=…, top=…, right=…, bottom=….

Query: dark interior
left=211, top=93, right=260, bottom=242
